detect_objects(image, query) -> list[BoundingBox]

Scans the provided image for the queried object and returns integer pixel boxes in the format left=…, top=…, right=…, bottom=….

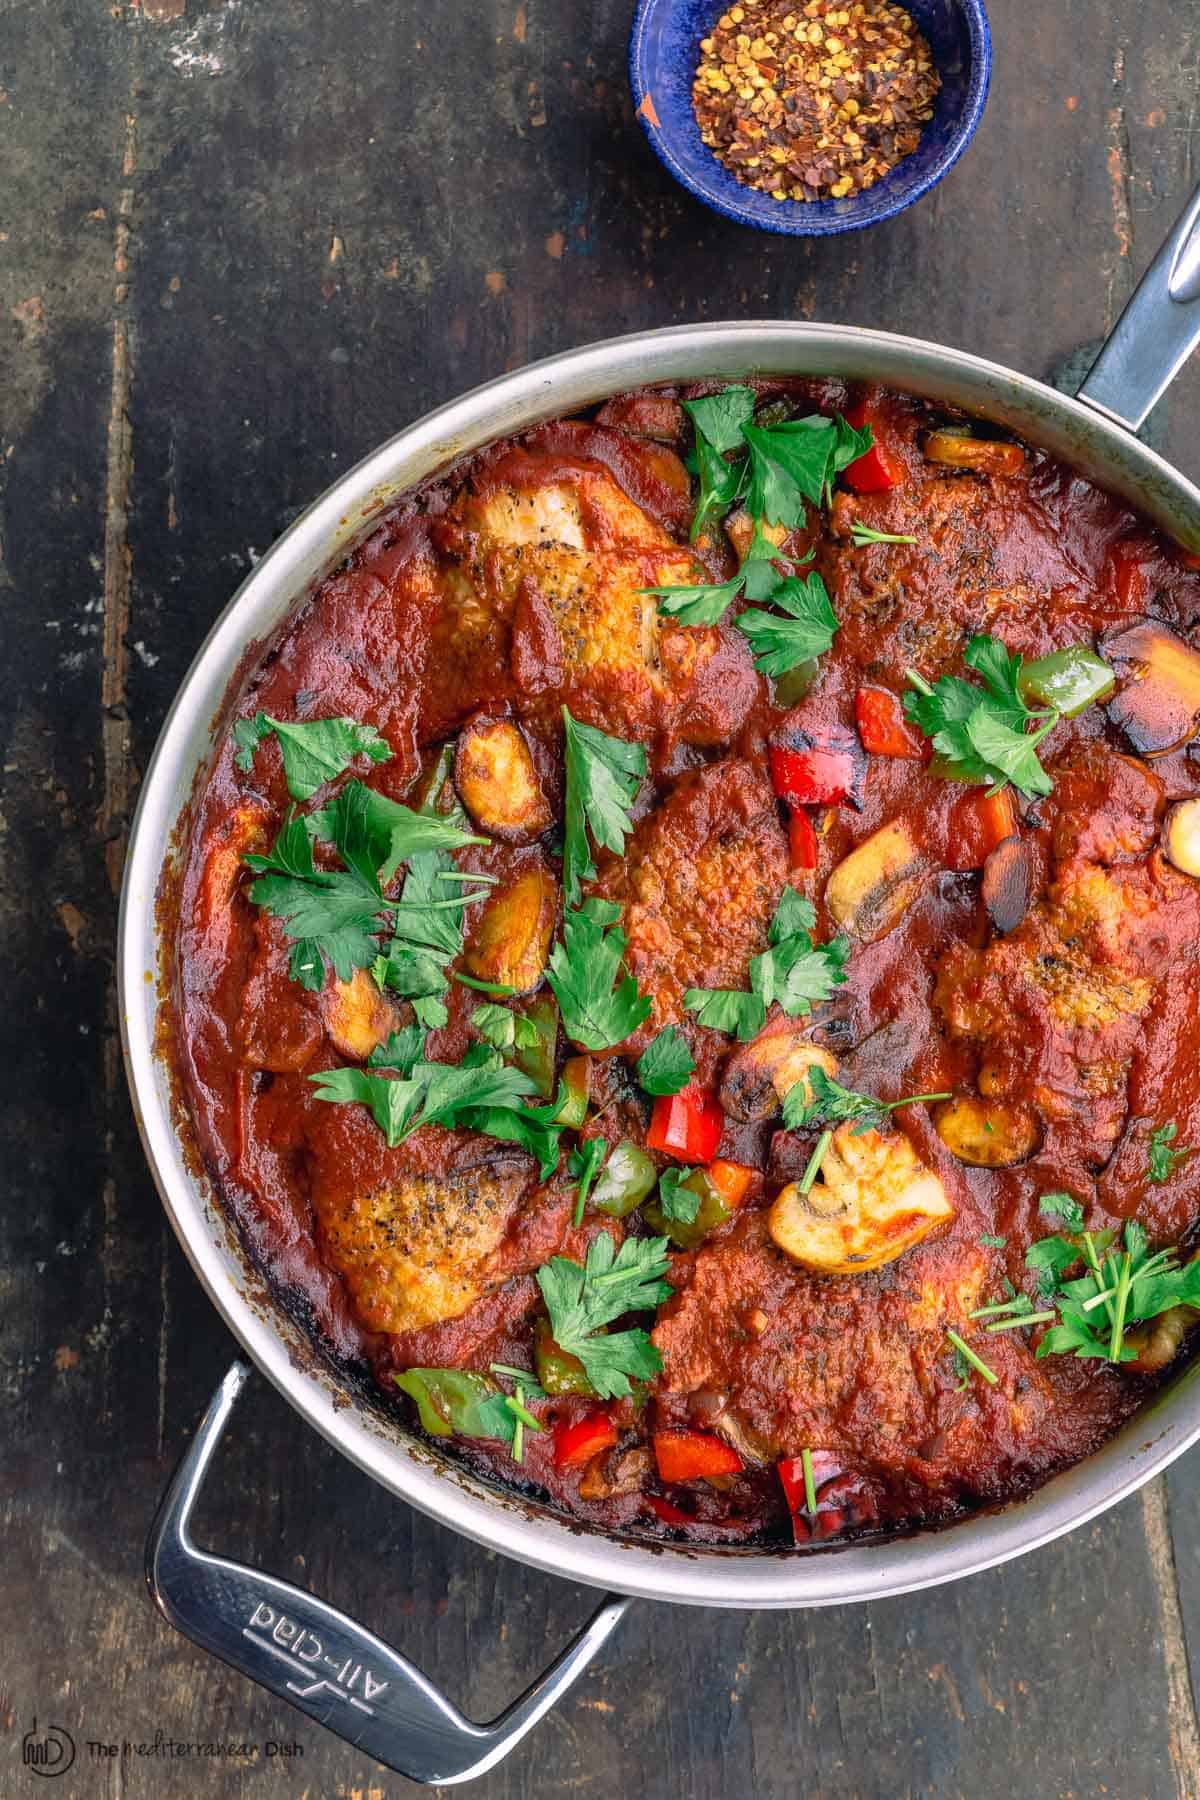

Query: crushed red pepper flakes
left=692, top=0, right=941, bottom=204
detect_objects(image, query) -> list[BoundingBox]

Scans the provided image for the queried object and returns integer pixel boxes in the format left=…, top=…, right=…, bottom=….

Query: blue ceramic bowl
left=629, top=0, right=991, bottom=235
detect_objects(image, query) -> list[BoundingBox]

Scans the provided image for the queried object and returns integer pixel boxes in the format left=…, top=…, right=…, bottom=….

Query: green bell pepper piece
left=590, top=1139, right=658, bottom=1218
left=552, top=1054, right=591, bottom=1128
left=1017, top=645, right=1115, bottom=718
left=515, top=995, right=559, bottom=1099
left=534, top=1317, right=597, bottom=1397
left=772, top=658, right=820, bottom=708
left=642, top=1169, right=731, bottom=1251
left=394, top=1368, right=513, bottom=1440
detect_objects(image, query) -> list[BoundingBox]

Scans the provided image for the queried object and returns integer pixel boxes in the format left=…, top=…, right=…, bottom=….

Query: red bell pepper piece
left=646, top=1085, right=724, bottom=1163
left=841, top=399, right=901, bottom=494
left=776, top=1449, right=843, bottom=1516
left=854, top=685, right=927, bottom=760
left=777, top=1454, right=877, bottom=1544
left=554, top=1409, right=618, bottom=1470
left=704, top=1159, right=755, bottom=1210
left=788, top=805, right=819, bottom=870
left=769, top=743, right=857, bottom=808
left=645, top=1493, right=693, bottom=1527
left=947, top=786, right=1018, bottom=871
left=653, top=1429, right=744, bottom=1483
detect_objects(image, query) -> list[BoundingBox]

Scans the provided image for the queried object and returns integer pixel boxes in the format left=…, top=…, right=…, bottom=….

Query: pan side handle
left=1077, top=181, right=1200, bottom=431
left=146, top=1363, right=632, bottom=1787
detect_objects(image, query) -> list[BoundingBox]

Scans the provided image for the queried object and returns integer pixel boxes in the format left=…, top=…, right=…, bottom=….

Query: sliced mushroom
left=933, top=1094, right=1043, bottom=1168
left=1126, top=1304, right=1200, bottom=1373
left=320, top=967, right=402, bottom=1060
left=1100, top=619, right=1200, bottom=755
left=720, top=1023, right=839, bottom=1123
left=454, top=715, right=552, bottom=843
left=710, top=1409, right=774, bottom=1466
left=464, top=865, right=558, bottom=994
left=981, top=835, right=1034, bottom=933
left=578, top=1446, right=654, bottom=1502
left=768, top=1123, right=954, bottom=1275
left=923, top=431, right=1025, bottom=476
left=1164, top=798, right=1200, bottom=877
left=825, top=817, right=927, bottom=943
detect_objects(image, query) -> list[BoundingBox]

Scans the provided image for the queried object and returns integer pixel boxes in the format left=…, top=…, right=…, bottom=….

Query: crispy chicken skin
left=303, top=1106, right=580, bottom=1335
left=424, top=443, right=757, bottom=743
left=595, top=758, right=790, bottom=1051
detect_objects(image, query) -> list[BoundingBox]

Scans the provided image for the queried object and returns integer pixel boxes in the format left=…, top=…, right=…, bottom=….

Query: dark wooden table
left=4, top=2, right=1200, bottom=1794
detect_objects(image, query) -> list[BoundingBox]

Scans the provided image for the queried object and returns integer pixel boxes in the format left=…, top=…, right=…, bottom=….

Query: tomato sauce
left=167, top=381, right=1200, bottom=1547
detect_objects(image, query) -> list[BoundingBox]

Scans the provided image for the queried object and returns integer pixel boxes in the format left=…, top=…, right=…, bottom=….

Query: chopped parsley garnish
left=781, top=1065, right=951, bottom=1133
left=1039, top=1191, right=1085, bottom=1232
left=685, top=889, right=848, bottom=1043
left=309, top=1042, right=545, bottom=1153
left=742, top=411, right=873, bottom=519
left=569, top=1136, right=608, bottom=1228
left=635, top=1026, right=696, bottom=1097
left=368, top=1026, right=426, bottom=1075
left=946, top=1328, right=999, bottom=1386
left=684, top=987, right=766, bottom=1041
left=657, top=1166, right=702, bottom=1225
left=535, top=1231, right=673, bottom=1399
left=683, top=385, right=757, bottom=542
left=1021, top=1208, right=1200, bottom=1364
left=233, top=712, right=392, bottom=801
left=648, top=390, right=867, bottom=642
left=903, top=634, right=1111, bottom=800
left=800, top=1446, right=818, bottom=1513
left=968, top=1291, right=1056, bottom=1334
left=245, top=778, right=486, bottom=994
left=735, top=570, right=839, bottom=677
left=472, top=1002, right=541, bottom=1053
left=246, top=811, right=386, bottom=989
left=561, top=706, right=646, bottom=908
left=642, top=572, right=746, bottom=628
left=373, top=836, right=484, bottom=1030
left=547, top=898, right=652, bottom=1051
left=1148, top=1121, right=1194, bottom=1185
left=454, top=973, right=518, bottom=995
left=849, top=522, right=916, bottom=548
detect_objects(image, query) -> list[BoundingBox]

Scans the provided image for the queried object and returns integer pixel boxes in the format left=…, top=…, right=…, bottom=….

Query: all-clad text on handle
left=145, top=1363, right=631, bottom=1786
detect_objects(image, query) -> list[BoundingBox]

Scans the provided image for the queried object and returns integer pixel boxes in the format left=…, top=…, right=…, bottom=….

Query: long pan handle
left=146, top=1363, right=632, bottom=1786
left=1078, top=181, right=1200, bottom=430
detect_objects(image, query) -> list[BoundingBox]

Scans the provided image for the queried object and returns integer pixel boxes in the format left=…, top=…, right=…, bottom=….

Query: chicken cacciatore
left=169, top=379, right=1200, bottom=1548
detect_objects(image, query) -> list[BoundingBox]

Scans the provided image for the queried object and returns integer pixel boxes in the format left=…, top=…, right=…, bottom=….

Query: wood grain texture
left=2, top=1, right=1200, bottom=1795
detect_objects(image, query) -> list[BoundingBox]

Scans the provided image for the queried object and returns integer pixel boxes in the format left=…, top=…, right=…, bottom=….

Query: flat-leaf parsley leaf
left=535, top=1231, right=673, bottom=1398
left=561, top=707, right=646, bottom=908
left=735, top=570, right=839, bottom=677
left=234, top=713, right=391, bottom=801
left=547, top=898, right=652, bottom=1051
left=635, top=1026, right=696, bottom=1097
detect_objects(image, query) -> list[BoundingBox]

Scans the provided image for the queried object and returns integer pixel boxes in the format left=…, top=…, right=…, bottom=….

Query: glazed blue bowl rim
left=628, top=0, right=992, bottom=236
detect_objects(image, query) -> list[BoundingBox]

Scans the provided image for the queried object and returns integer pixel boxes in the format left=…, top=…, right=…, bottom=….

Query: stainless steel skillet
left=119, top=184, right=1200, bottom=1784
